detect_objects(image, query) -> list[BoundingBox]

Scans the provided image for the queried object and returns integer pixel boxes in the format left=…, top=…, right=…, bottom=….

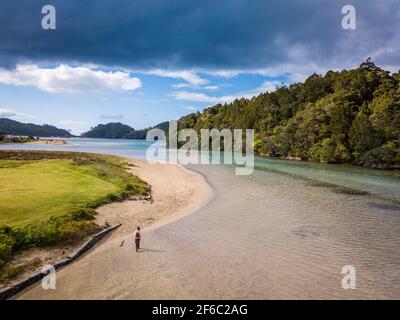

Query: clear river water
left=1, top=138, right=399, bottom=298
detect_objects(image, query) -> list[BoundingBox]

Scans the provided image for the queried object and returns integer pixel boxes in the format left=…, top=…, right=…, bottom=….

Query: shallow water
left=182, top=164, right=400, bottom=298
left=254, top=156, right=400, bottom=203
left=2, top=139, right=400, bottom=298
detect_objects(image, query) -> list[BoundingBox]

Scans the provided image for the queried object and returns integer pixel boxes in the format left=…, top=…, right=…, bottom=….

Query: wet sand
left=15, top=162, right=400, bottom=299
left=14, top=158, right=213, bottom=299
left=26, top=139, right=68, bottom=145
left=94, top=158, right=214, bottom=236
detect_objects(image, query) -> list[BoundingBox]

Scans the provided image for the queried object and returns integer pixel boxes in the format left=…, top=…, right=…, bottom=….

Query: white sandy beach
left=14, top=158, right=213, bottom=299
left=26, top=139, right=68, bottom=145
left=95, top=158, right=214, bottom=237
left=13, top=158, right=400, bottom=299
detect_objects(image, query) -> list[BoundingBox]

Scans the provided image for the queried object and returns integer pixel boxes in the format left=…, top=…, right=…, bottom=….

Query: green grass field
left=0, top=151, right=150, bottom=273
left=0, top=159, right=120, bottom=227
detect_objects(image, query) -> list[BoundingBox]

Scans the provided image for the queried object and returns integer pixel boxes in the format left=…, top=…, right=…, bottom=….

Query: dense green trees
left=178, top=60, right=400, bottom=169
left=82, top=122, right=135, bottom=139
left=124, top=121, right=169, bottom=140
left=0, top=118, right=71, bottom=137
left=82, top=121, right=170, bottom=140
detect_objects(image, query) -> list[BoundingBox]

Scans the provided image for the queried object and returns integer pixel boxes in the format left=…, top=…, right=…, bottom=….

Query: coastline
left=13, top=157, right=214, bottom=299
left=256, top=153, right=400, bottom=171
left=25, top=139, right=68, bottom=145
left=94, top=157, right=214, bottom=237
left=9, top=153, right=400, bottom=299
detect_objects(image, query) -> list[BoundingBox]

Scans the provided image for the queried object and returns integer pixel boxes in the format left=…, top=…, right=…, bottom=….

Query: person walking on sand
left=134, top=227, right=141, bottom=252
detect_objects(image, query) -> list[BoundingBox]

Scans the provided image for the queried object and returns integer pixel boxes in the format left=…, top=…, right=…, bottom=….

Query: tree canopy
left=0, top=118, right=72, bottom=138
left=178, top=60, right=400, bottom=169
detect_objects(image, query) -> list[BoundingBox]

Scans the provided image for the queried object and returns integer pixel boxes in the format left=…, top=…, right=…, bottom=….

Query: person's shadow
left=138, top=248, right=167, bottom=253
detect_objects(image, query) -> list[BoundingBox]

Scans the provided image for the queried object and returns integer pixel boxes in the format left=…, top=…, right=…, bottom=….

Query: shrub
left=0, top=150, right=150, bottom=270
left=71, top=208, right=96, bottom=221
left=0, top=228, right=15, bottom=267
left=309, top=138, right=337, bottom=163
left=0, top=258, right=42, bottom=283
left=57, top=221, right=99, bottom=244
left=0, top=215, right=101, bottom=264
left=104, top=193, right=120, bottom=203
left=361, top=145, right=397, bottom=169
left=0, top=243, right=13, bottom=267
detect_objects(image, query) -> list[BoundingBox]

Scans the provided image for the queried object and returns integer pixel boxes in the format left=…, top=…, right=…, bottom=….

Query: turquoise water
left=1, top=138, right=400, bottom=298
left=1, top=138, right=399, bottom=203
left=254, top=156, right=400, bottom=204
left=0, top=137, right=153, bottom=159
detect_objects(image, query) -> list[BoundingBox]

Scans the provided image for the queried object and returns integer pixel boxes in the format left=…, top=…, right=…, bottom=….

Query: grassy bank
left=0, top=150, right=149, bottom=281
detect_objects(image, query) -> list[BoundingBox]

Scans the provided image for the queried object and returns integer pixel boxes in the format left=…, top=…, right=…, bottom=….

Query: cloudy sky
left=0, top=0, right=399, bottom=134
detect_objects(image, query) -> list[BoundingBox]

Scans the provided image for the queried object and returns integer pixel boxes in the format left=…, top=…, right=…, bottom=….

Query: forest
left=177, top=60, right=400, bottom=169
left=0, top=118, right=71, bottom=138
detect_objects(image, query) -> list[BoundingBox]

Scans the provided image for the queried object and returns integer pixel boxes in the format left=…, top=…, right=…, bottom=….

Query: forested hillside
left=178, top=60, right=400, bottom=169
left=82, top=121, right=170, bottom=140
left=82, top=122, right=135, bottom=139
left=0, top=118, right=72, bottom=137
left=124, top=121, right=169, bottom=139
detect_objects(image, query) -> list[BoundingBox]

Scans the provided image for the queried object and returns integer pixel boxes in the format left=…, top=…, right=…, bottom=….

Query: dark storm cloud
left=0, top=0, right=399, bottom=71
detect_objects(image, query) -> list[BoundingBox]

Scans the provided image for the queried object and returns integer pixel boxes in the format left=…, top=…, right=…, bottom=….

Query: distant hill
left=82, top=122, right=135, bottom=139
left=124, top=121, right=169, bottom=139
left=0, top=118, right=72, bottom=137
left=82, top=121, right=170, bottom=140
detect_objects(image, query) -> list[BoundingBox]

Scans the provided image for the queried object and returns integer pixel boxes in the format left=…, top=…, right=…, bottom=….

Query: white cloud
left=170, top=91, right=252, bottom=104
left=98, top=114, right=124, bottom=120
left=171, top=91, right=221, bottom=103
left=170, top=80, right=282, bottom=105
left=257, top=80, right=282, bottom=92
left=204, top=70, right=242, bottom=78
left=202, top=62, right=329, bottom=84
left=171, top=82, right=191, bottom=89
left=185, top=106, right=197, bottom=111
left=0, top=107, right=35, bottom=119
left=56, top=120, right=89, bottom=126
left=203, top=85, right=220, bottom=91
left=146, top=69, right=208, bottom=89
left=0, top=64, right=142, bottom=94
left=144, top=69, right=238, bottom=91
left=172, top=83, right=220, bottom=91
left=118, top=97, right=140, bottom=101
